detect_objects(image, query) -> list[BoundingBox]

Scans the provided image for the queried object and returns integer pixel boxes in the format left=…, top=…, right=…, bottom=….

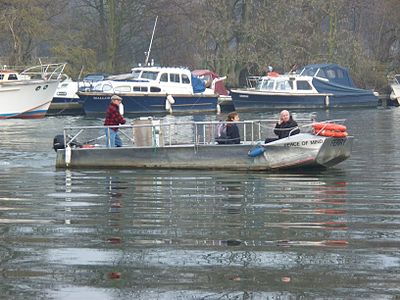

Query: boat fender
left=248, top=146, right=265, bottom=157
left=165, top=95, right=175, bottom=114
left=119, top=102, right=124, bottom=116
left=216, top=103, right=221, bottom=114
left=167, top=94, right=175, bottom=104
left=65, top=145, right=71, bottom=166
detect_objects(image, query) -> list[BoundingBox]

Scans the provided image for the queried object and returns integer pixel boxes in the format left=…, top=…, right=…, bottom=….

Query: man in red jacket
left=104, top=95, right=126, bottom=147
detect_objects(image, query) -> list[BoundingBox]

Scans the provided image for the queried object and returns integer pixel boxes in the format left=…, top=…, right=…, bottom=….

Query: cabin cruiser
left=77, top=66, right=220, bottom=116
left=0, top=63, right=66, bottom=119
left=230, top=63, right=378, bottom=111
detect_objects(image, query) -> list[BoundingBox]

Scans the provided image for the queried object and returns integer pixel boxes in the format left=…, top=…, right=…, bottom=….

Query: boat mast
left=144, top=16, right=158, bottom=66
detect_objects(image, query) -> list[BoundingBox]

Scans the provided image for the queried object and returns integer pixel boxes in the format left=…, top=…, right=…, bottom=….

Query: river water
left=0, top=108, right=399, bottom=299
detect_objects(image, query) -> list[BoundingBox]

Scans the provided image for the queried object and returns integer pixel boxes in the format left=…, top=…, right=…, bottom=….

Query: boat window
left=160, top=73, right=168, bottom=82
left=170, top=73, right=180, bottom=83
left=141, top=71, right=159, bottom=80
left=297, top=81, right=312, bottom=90
left=260, top=79, right=274, bottom=90
left=182, top=74, right=190, bottom=84
left=101, top=84, right=113, bottom=92
left=336, top=69, right=344, bottom=78
left=131, top=70, right=141, bottom=79
left=133, top=86, right=148, bottom=92
left=61, top=83, right=69, bottom=88
left=395, top=75, right=400, bottom=84
left=255, top=79, right=263, bottom=89
left=0, top=74, right=4, bottom=80
left=8, top=74, right=18, bottom=80
left=114, top=86, right=131, bottom=93
left=325, top=69, right=336, bottom=79
left=315, top=69, right=327, bottom=79
left=150, top=87, right=161, bottom=92
left=276, top=80, right=292, bottom=91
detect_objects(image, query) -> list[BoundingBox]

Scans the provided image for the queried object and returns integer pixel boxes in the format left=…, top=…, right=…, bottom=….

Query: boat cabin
left=0, top=70, right=30, bottom=81
left=255, top=75, right=318, bottom=94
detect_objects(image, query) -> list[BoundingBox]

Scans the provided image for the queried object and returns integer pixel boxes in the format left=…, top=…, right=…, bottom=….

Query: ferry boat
left=230, top=63, right=378, bottom=111
left=0, top=63, right=66, bottom=119
left=77, top=66, right=220, bottom=116
left=54, top=117, right=353, bottom=170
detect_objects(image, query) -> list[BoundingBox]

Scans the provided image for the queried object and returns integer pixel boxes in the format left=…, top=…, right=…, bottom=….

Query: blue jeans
left=105, top=128, right=122, bottom=147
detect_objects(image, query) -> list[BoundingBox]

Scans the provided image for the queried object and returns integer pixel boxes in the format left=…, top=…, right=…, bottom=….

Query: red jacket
left=104, top=103, right=126, bottom=131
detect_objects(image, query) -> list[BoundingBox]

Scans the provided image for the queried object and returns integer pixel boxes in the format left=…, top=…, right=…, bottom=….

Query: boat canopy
left=191, top=75, right=206, bottom=93
left=299, top=64, right=355, bottom=87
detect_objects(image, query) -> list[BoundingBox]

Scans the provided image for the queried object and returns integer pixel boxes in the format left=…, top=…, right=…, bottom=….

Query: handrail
left=61, top=118, right=347, bottom=149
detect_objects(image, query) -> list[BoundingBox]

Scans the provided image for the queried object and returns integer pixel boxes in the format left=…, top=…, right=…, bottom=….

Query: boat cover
left=192, top=69, right=229, bottom=95
left=191, top=75, right=206, bottom=93
left=300, top=64, right=355, bottom=87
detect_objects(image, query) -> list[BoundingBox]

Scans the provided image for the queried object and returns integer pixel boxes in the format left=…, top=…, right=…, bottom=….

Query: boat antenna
left=144, top=16, right=158, bottom=66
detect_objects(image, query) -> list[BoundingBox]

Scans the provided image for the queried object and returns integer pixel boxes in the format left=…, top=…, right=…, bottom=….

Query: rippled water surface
left=1, top=109, right=400, bottom=299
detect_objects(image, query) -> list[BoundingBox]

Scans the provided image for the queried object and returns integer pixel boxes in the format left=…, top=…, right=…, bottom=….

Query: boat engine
left=53, top=134, right=81, bottom=152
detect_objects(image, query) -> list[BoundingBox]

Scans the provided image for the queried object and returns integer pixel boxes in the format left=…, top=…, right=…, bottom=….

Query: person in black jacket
left=216, top=112, right=241, bottom=144
left=265, top=110, right=300, bottom=143
left=274, top=110, right=300, bottom=139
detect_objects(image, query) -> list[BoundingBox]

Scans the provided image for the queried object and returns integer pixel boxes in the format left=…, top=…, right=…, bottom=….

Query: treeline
left=0, top=0, right=399, bottom=91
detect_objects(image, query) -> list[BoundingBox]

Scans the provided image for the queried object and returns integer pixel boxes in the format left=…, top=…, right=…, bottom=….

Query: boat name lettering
left=309, top=139, right=323, bottom=145
left=331, top=139, right=346, bottom=146
left=284, top=139, right=323, bottom=147
left=94, top=96, right=110, bottom=100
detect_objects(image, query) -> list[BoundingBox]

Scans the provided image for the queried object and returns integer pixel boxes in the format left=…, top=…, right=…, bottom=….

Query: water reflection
left=1, top=111, right=400, bottom=298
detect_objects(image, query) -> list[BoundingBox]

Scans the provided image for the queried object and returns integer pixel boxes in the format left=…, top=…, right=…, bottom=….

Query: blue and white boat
left=230, top=63, right=379, bottom=111
left=77, top=66, right=219, bottom=116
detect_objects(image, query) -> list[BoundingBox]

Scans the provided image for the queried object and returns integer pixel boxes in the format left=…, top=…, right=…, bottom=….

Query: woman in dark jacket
left=216, top=112, right=241, bottom=144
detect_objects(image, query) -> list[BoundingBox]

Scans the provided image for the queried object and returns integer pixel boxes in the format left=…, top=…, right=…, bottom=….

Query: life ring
left=315, top=130, right=348, bottom=138
left=312, top=123, right=347, bottom=132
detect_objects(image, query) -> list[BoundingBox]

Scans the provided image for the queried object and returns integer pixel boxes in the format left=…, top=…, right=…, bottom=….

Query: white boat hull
left=0, top=80, right=59, bottom=118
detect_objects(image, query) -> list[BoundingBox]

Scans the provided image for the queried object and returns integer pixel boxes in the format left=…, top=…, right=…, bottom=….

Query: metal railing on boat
left=60, top=118, right=346, bottom=149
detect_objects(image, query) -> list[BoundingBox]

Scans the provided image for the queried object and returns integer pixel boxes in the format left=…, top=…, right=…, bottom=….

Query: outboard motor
left=53, top=135, right=65, bottom=152
left=53, top=135, right=81, bottom=152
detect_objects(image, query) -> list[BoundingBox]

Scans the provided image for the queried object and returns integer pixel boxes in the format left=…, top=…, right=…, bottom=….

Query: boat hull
left=48, top=96, right=83, bottom=115
left=78, top=92, right=219, bottom=116
left=0, top=80, right=59, bottom=119
left=231, top=89, right=377, bottom=111
left=55, top=134, right=353, bottom=170
left=231, top=76, right=378, bottom=111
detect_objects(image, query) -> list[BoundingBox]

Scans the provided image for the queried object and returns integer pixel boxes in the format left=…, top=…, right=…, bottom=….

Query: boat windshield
left=131, top=70, right=142, bottom=79
left=395, top=75, right=400, bottom=84
left=257, top=79, right=274, bottom=90
left=257, top=78, right=292, bottom=91
left=141, top=71, right=159, bottom=81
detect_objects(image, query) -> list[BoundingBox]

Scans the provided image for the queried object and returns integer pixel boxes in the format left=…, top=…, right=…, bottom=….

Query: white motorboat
left=389, top=74, right=400, bottom=105
left=0, top=63, right=66, bottom=119
left=77, top=66, right=220, bottom=116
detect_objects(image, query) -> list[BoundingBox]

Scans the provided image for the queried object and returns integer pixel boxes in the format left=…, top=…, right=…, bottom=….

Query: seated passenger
left=216, top=112, right=241, bottom=144
left=265, top=110, right=300, bottom=143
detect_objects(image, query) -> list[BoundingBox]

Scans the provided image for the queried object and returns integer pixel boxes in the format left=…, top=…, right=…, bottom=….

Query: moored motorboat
left=77, top=66, right=220, bottom=116
left=389, top=74, right=400, bottom=105
left=0, top=63, right=66, bottom=119
left=54, top=117, right=353, bottom=170
left=48, top=75, right=82, bottom=115
left=231, top=63, right=378, bottom=111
